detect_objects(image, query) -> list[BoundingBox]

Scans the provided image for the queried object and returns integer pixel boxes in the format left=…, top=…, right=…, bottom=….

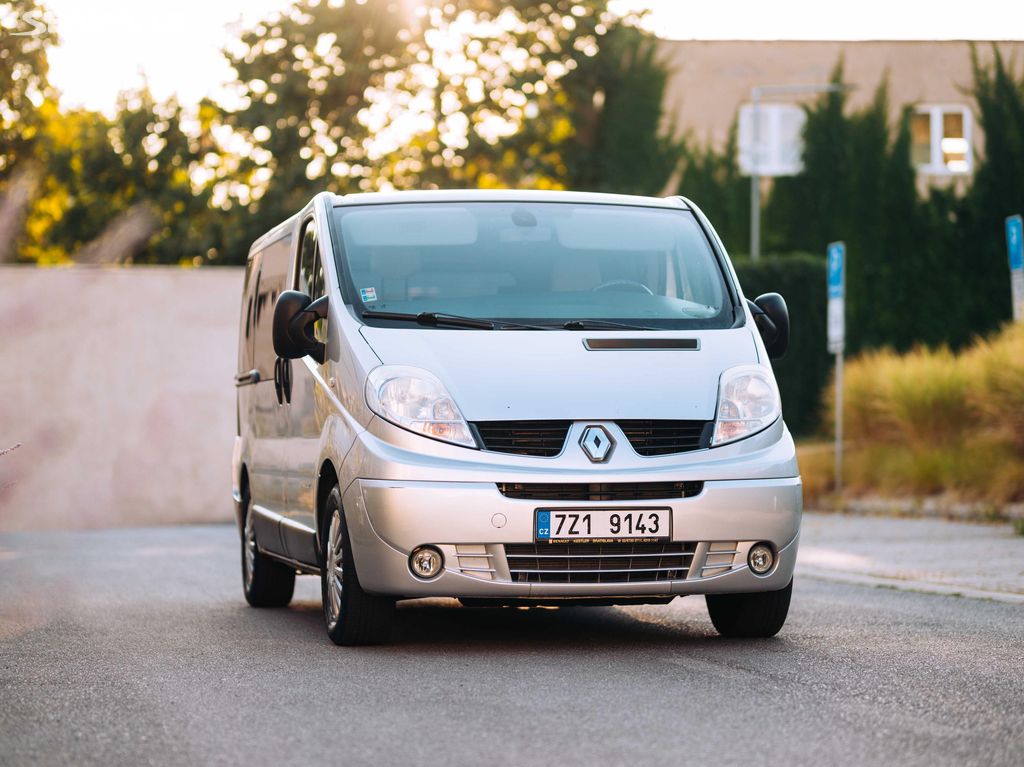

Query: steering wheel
left=591, top=280, right=654, bottom=295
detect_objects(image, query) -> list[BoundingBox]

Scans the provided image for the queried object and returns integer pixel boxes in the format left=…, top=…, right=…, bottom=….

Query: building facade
left=657, top=40, right=1024, bottom=186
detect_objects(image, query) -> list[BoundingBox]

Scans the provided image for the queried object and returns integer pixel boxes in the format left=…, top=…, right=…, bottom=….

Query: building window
left=911, top=105, right=972, bottom=176
left=737, top=102, right=806, bottom=177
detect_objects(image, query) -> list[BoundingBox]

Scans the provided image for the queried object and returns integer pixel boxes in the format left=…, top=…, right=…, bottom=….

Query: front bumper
left=344, top=476, right=801, bottom=599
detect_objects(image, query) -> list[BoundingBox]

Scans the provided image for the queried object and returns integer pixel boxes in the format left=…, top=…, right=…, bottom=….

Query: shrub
left=967, top=323, right=1024, bottom=453
left=885, top=347, right=974, bottom=448
left=835, top=348, right=902, bottom=444
left=808, top=323, right=1024, bottom=505
left=824, top=345, right=974, bottom=448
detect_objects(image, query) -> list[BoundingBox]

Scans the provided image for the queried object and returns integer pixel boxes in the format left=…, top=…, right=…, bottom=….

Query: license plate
left=535, top=508, right=670, bottom=543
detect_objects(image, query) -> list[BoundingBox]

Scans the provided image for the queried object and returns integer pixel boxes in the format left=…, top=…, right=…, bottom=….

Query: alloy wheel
left=325, top=510, right=345, bottom=627
left=243, top=509, right=257, bottom=590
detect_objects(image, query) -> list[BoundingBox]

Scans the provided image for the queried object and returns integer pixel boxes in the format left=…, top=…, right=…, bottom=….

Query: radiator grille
left=616, top=420, right=710, bottom=456
left=497, top=481, right=703, bottom=501
left=505, top=541, right=696, bottom=584
left=473, top=420, right=711, bottom=458
left=472, top=420, right=572, bottom=457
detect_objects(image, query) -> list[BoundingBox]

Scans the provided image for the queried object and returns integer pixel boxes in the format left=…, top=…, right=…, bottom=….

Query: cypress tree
left=962, top=45, right=1024, bottom=333
left=676, top=122, right=749, bottom=255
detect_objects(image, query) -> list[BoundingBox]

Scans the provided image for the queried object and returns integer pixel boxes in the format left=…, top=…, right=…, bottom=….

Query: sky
left=33, top=0, right=1024, bottom=114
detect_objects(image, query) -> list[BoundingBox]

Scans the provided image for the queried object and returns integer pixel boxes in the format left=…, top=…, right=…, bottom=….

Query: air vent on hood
left=584, top=339, right=699, bottom=351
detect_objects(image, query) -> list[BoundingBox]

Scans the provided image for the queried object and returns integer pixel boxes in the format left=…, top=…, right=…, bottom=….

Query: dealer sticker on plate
left=536, top=508, right=670, bottom=543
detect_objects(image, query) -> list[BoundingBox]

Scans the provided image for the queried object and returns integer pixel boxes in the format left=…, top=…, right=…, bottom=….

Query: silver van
left=232, top=190, right=801, bottom=645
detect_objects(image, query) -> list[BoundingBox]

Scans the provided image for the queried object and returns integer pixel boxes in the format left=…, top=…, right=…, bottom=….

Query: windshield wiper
left=361, top=310, right=550, bottom=331
left=361, top=310, right=495, bottom=329
left=561, top=319, right=663, bottom=331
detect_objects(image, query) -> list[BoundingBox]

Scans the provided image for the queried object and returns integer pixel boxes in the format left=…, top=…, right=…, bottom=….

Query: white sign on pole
left=826, top=242, right=845, bottom=353
left=1007, top=215, right=1024, bottom=322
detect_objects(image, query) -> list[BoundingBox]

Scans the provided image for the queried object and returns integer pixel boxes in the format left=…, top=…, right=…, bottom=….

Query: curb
left=807, top=498, right=1024, bottom=525
left=799, top=566, right=1024, bottom=605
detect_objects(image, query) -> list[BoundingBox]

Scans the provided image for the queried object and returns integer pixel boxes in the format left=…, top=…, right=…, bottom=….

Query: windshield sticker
left=359, top=287, right=378, bottom=303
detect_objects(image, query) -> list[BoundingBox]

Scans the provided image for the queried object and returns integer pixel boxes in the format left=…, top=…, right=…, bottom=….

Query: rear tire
left=706, top=580, right=792, bottom=638
left=320, top=485, right=395, bottom=646
left=241, top=496, right=295, bottom=607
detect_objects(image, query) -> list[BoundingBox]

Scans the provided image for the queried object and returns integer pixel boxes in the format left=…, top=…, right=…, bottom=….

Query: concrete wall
left=0, top=266, right=243, bottom=530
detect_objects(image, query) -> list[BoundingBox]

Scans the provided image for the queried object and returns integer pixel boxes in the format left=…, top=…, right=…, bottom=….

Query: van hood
left=359, top=327, right=759, bottom=421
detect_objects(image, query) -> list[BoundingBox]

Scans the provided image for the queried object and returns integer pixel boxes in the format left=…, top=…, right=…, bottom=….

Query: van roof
left=333, top=189, right=690, bottom=209
left=248, top=190, right=690, bottom=255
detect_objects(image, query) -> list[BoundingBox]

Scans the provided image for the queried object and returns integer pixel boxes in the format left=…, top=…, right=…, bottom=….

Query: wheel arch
left=234, top=464, right=250, bottom=535
left=315, top=459, right=340, bottom=549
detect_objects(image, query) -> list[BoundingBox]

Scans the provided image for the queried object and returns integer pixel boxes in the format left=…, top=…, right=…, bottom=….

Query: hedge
left=732, top=253, right=830, bottom=436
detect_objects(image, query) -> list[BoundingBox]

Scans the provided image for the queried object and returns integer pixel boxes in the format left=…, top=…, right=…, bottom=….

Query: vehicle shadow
left=271, top=592, right=757, bottom=652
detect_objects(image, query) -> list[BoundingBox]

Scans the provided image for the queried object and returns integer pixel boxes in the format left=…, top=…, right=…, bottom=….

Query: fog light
left=409, top=546, right=444, bottom=579
left=748, top=543, right=775, bottom=575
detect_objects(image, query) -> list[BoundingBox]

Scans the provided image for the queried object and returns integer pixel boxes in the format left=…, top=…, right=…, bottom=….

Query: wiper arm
left=561, top=319, right=662, bottom=331
left=361, top=310, right=496, bottom=329
left=361, top=310, right=552, bottom=331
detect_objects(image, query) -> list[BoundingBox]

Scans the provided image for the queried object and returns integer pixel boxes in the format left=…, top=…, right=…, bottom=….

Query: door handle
left=235, top=369, right=260, bottom=387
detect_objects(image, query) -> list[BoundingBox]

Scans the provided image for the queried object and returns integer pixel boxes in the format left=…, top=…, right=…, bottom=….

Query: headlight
left=712, top=365, right=781, bottom=446
left=365, top=366, right=477, bottom=448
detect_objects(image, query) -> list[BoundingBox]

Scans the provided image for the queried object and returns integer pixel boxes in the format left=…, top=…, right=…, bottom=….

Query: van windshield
left=331, top=202, right=735, bottom=329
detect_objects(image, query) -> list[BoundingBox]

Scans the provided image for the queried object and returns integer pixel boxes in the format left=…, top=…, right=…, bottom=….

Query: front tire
left=241, top=497, right=295, bottom=607
left=320, top=486, right=395, bottom=646
left=705, top=580, right=792, bottom=638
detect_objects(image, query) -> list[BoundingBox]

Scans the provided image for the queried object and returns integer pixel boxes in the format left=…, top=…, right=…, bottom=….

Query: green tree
left=675, top=122, right=748, bottom=254
left=463, top=1, right=680, bottom=193
left=764, top=65, right=928, bottom=353
left=961, top=44, right=1024, bottom=335
left=560, top=20, right=681, bottom=194
left=214, top=0, right=678, bottom=239
left=20, top=89, right=215, bottom=264
left=213, top=0, right=414, bottom=261
left=763, top=63, right=853, bottom=255
left=0, top=0, right=57, bottom=179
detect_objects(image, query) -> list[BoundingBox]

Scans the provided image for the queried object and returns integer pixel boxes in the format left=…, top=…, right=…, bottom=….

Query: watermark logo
left=7, top=11, right=48, bottom=36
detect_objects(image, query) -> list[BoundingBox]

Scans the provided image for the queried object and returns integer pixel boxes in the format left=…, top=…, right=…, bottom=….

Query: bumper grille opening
left=701, top=542, right=740, bottom=576
left=505, top=541, right=697, bottom=584
left=472, top=420, right=572, bottom=457
left=616, top=420, right=711, bottom=456
left=497, top=481, right=703, bottom=501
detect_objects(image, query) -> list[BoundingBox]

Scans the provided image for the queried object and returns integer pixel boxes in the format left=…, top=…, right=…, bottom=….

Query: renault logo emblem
left=579, top=425, right=615, bottom=463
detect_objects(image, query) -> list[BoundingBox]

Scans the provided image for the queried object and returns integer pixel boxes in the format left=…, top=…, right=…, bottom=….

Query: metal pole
left=834, top=350, right=844, bottom=497
left=750, top=88, right=760, bottom=261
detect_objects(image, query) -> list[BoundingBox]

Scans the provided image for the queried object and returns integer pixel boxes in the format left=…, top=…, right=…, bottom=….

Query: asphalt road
left=2, top=525, right=1022, bottom=767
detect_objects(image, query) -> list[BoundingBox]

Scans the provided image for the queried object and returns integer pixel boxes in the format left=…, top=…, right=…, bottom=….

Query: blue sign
left=1008, top=215, right=1023, bottom=272
left=827, top=241, right=845, bottom=299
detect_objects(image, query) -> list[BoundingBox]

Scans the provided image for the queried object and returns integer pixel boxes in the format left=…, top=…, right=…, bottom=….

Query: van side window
left=238, top=254, right=261, bottom=374
left=298, top=222, right=325, bottom=301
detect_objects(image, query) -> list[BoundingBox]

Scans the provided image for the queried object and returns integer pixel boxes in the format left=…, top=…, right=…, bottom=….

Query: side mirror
left=748, top=292, right=789, bottom=360
left=273, top=290, right=329, bottom=364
